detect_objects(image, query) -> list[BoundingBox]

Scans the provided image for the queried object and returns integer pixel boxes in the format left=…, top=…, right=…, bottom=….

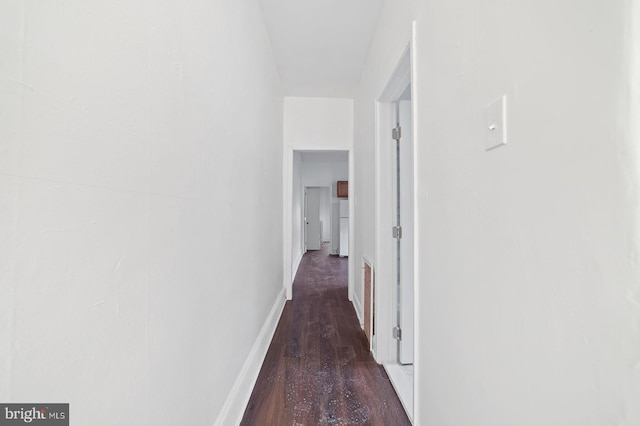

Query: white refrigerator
left=339, top=200, right=349, bottom=257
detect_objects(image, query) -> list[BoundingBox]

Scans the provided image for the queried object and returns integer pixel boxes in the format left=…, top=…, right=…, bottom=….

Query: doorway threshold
left=384, top=362, right=414, bottom=423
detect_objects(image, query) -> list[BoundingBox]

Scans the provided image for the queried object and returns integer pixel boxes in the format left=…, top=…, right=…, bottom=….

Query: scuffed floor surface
left=241, top=244, right=411, bottom=426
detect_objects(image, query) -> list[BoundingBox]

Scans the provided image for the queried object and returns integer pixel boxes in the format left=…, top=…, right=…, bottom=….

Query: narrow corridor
left=241, top=244, right=410, bottom=425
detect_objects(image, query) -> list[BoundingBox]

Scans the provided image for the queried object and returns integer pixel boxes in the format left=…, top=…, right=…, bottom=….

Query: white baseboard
left=352, top=291, right=364, bottom=327
left=214, top=287, right=286, bottom=426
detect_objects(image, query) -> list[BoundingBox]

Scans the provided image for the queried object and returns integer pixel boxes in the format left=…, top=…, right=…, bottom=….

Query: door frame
left=373, top=22, right=419, bottom=421
left=304, top=186, right=330, bottom=251
left=283, top=148, right=353, bottom=301
left=374, top=43, right=412, bottom=364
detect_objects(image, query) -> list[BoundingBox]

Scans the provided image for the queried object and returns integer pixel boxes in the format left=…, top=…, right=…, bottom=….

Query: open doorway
left=285, top=150, right=350, bottom=300
left=373, top=31, right=417, bottom=422
left=304, top=186, right=331, bottom=251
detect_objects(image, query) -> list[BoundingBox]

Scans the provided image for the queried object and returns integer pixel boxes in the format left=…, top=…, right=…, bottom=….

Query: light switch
left=485, top=95, right=507, bottom=151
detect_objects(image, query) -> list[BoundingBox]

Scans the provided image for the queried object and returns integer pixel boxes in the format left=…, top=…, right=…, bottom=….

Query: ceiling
left=259, top=0, right=384, bottom=98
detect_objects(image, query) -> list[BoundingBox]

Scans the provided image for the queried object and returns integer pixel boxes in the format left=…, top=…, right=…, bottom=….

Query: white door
left=305, top=187, right=321, bottom=250
left=392, top=96, right=414, bottom=365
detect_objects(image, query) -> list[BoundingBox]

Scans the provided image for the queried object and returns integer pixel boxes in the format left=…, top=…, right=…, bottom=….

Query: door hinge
left=392, top=126, right=402, bottom=141
left=392, top=226, right=402, bottom=239
left=393, top=326, right=402, bottom=340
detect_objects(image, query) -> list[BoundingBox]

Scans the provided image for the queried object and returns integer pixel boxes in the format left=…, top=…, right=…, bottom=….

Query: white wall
left=319, top=187, right=331, bottom=242
left=354, top=0, right=640, bottom=425
left=0, top=1, right=284, bottom=425
left=291, top=152, right=304, bottom=275
left=283, top=97, right=354, bottom=299
left=284, top=97, right=354, bottom=149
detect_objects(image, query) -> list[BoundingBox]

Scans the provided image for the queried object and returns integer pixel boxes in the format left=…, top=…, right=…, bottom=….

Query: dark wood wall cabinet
left=337, top=181, right=348, bottom=198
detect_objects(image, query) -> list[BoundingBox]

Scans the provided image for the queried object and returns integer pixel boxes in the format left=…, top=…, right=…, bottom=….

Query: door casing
left=373, top=21, right=420, bottom=422
left=283, top=149, right=353, bottom=301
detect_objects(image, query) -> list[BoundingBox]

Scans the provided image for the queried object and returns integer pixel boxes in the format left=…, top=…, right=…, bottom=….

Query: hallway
left=3, top=1, right=638, bottom=425
left=241, top=245, right=410, bottom=425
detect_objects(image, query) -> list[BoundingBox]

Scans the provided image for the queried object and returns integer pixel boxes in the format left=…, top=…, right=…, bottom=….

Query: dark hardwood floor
left=241, top=243, right=411, bottom=426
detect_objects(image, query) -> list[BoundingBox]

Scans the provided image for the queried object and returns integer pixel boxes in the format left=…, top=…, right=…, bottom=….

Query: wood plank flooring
left=241, top=244, right=411, bottom=426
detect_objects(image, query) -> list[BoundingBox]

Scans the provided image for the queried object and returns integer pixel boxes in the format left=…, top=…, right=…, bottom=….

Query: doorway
left=304, top=186, right=330, bottom=251
left=284, top=150, right=351, bottom=301
left=373, top=32, right=416, bottom=422
left=393, top=90, right=414, bottom=366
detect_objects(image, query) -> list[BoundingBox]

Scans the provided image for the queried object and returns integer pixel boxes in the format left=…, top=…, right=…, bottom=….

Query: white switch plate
left=485, top=95, right=507, bottom=151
